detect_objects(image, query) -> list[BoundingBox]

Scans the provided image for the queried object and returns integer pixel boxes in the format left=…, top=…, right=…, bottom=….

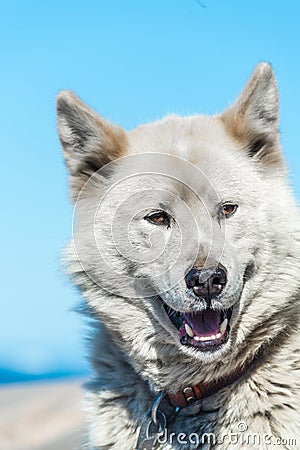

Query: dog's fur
left=57, top=63, right=300, bottom=449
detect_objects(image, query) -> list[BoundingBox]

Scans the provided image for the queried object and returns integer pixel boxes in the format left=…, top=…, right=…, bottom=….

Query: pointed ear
left=57, top=91, right=127, bottom=198
left=221, top=63, right=284, bottom=166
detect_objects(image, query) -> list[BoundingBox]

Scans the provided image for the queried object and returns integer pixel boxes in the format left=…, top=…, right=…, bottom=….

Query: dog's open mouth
left=163, top=303, right=233, bottom=351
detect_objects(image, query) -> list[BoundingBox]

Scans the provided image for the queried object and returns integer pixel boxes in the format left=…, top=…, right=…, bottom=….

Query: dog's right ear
left=57, top=91, right=127, bottom=199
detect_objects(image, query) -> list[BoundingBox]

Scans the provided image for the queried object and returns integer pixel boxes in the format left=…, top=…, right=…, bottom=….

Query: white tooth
left=220, top=318, right=228, bottom=333
left=185, top=323, right=194, bottom=338
left=194, top=333, right=224, bottom=342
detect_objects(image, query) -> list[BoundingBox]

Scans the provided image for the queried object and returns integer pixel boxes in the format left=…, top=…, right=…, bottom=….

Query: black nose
left=185, top=266, right=227, bottom=304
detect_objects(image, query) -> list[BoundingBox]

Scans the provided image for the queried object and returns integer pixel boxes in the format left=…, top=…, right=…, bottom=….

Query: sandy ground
left=0, top=379, right=85, bottom=450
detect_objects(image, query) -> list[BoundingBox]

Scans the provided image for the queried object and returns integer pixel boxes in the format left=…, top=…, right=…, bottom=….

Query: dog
left=57, top=63, right=300, bottom=449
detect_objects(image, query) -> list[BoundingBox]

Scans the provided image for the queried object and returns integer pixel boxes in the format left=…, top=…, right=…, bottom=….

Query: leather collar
left=166, top=349, right=262, bottom=408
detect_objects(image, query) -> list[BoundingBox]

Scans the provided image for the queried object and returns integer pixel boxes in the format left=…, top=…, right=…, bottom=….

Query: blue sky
left=1, top=0, right=299, bottom=380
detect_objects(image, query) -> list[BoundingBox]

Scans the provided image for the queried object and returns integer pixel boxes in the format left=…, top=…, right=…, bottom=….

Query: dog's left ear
left=221, top=63, right=284, bottom=166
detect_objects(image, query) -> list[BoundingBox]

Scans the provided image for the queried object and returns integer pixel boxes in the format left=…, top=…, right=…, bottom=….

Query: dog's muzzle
left=162, top=265, right=233, bottom=352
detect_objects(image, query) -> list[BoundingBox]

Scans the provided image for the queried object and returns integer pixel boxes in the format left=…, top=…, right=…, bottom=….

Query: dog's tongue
left=183, top=309, right=221, bottom=336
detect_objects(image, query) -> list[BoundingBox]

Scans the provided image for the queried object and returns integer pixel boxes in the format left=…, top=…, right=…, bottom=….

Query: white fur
left=57, top=63, right=300, bottom=449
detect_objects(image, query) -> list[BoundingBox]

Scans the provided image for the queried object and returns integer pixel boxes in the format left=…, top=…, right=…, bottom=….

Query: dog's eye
left=145, top=211, right=170, bottom=226
left=220, top=203, right=238, bottom=218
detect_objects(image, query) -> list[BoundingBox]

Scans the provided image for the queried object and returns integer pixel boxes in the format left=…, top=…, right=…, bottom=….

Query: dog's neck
left=166, top=348, right=263, bottom=408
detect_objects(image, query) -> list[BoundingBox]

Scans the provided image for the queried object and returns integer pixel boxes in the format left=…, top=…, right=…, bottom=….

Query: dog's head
left=57, top=63, right=299, bottom=381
